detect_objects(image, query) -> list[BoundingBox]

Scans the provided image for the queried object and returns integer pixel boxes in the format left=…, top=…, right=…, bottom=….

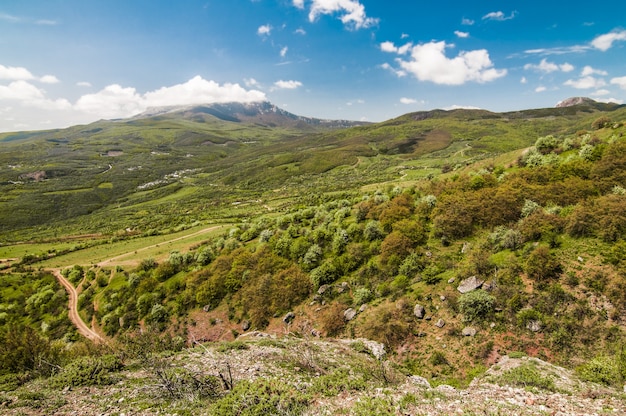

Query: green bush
left=576, top=356, right=621, bottom=386
left=51, top=355, right=123, bottom=388
left=458, top=290, right=495, bottom=322
left=210, top=378, right=310, bottom=415
left=495, top=362, right=556, bottom=391
left=309, top=368, right=367, bottom=396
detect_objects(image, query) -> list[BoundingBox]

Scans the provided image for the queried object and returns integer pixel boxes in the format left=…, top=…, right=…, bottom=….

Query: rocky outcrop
left=457, top=276, right=485, bottom=293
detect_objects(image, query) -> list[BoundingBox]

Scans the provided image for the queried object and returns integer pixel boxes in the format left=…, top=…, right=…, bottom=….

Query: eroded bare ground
left=1, top=334, right=625, bottom=415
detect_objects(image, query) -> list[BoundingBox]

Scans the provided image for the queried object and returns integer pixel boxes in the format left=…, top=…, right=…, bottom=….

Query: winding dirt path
left=52, top=268, right=103, bottom=343
left=51, top=225, right=224, bottom=343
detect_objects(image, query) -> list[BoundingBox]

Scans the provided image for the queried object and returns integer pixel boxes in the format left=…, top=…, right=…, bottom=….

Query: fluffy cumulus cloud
left=0, top=64, right=35, bottom=81
left=524, top=58, right=574, bottom=73
left=273, top=80, right=303, bottom=90
left=257, top=24, right=272, bottom=36
left=454, top=31, right=469, bottom=38
left=400, top=97, right=418, bottom=104
left=75, top=76, right=266, bottom=118
left=564, top=76, right=606, bottom=90
left=0, top=80, right=71, bottom=110
left=581, top=66, right=607, bottom=76
left=564, top=66, right=610, bottom=90
left=0, top=69, right=267, bottom=131
left=385, top=41, right=506, bottom=85
left=591, top=29, right=626, bottom=51
left=298, top=0, right=378, bottom=30
left=611, top=76, right=626, bottom=90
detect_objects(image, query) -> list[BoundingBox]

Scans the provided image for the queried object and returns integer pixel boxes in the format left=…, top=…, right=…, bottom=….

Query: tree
left=525, top=245, right=562, bottom=281
left=458, top=290, right=495, bottom=322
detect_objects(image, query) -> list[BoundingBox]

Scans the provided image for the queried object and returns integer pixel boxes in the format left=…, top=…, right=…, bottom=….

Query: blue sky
left=1, top=0, right=625, bottom=132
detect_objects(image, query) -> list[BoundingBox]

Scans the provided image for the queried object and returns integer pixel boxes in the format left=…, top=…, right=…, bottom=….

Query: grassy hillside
left=1, top=102, right=626, bottom=413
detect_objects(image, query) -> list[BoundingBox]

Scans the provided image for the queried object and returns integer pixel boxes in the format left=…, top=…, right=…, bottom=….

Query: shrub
left=576, top=356, right=621, bottom=386
left=51, top=355, right=123, bottom=388
left=210, top=378, right=310, bottom=415
left=525, top=246, right=562, bottom=281
left=458, top=290, right=495, bottom=322
left=353, top=287, right=373, bottom=305
left=495, top=362, right=556, bottom=391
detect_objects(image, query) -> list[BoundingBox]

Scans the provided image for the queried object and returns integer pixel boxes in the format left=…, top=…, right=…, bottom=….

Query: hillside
left=1, top=98, right=626, bottom=414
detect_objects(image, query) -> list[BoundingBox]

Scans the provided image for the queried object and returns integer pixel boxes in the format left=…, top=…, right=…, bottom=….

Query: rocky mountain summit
left=130, top=100, right=367, bottom=129
left=555, top=97, right=600, bottom=108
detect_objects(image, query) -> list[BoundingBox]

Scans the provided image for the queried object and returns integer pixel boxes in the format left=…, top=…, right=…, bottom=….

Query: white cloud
left=454, top=31, right=469, bottom=38
left=244, top=78, right=260, bottom=88
left=75, top=84, right=144, bottom=118
left=444, top=104, right=482, bottom=110
left=461, top=18, right=474, bottom=26
left=40, top=75, right=60, bottom=84
left=0, top=74, right=267, bottom=131
left=144, top=76, right=266, bottom=107
left=306, top=0, right=378, bottom=30
left=381, top=62, right=407, bottom=77
left=535, top=86, right=546, bottom=93
left=394, top=41, right=506, bottom=85
left=75, top=76, right=266, bottom=119
left=611, top=76, right=626, bottom=90
left=523, top=58, right=574, bottom=73
left=591, top=29, right=626, bottom=51
left=273, top=80, right=303, bottom=89
left=401, top=33, right=409, bottom=39
left=0, top=64, right=35, bottom=81
left=482, top=11, right=517, bottom=21
left=581, top=65, right=608, bottom=76
left=346, top=99, right=364, bottom=106
left=293, top=0, right=305, bottom=8
left=591, top=89, right=611, bottom=96
left=295, top=28, right=306, bottom=35
left=564, top=76, right=606, bottom=89
left=380, top=41, right=412, bottom=55
left=596, top=97, right=623, bottom=104
left=400, top=97, right=418, bottom=104
left=77, top=81, right=92, bottom=87
left=257, top=24, right=272, bottom=36
left=0, top=13, right=20, bottom=22
left=0, top=80, right=71, bottom=110
left=280, top=46, right=289, bottom=58
left=520, top=76, right=527, bottom=84
left=523, top=45, right=589, bottom=56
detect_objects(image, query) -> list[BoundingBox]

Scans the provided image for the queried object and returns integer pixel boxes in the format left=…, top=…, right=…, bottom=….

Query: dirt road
left=52, top=225, right=224, bottom=342
left=51, top=268, right=103, bottom=343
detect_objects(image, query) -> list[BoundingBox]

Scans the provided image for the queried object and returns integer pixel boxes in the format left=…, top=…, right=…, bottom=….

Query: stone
left=283, top=311, right=296, bottom=324
left=435, top=318, right=445, bottom=328
left=526, top=320, right=543, bottom=332
left=440, top=295, right=446, bottom=301
left=241, top=320, right=250, bottom=331
left=461, top=242, right=471, bottom=254
left=359, top=303, right=368, bottom=313
left=409, top=375, right=431, bottom=389
left=317, top=284, right=330, bottom=295
left=360, top=339, right=386, bottom=359
left=457, top=276, right=485, bottom=294
left=414, top=304, right=426, bottom=319
left=448, top=277, right=456, bottom=284
left=344, top=308, right=357, bottom=321
left=462, top=327, right=477, bottom=337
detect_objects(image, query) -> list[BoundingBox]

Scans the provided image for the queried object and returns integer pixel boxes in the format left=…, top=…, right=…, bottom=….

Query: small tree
left=458, top=290, right=495, bottom=322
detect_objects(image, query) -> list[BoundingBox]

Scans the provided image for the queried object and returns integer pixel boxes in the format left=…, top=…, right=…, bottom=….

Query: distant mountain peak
left=131, top=101, right=367, bottom=129
left=555, top=97, right=597, bottom=108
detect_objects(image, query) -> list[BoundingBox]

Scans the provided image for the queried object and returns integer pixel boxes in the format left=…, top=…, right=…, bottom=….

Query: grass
left=35, top=223, right=226, bottom=268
